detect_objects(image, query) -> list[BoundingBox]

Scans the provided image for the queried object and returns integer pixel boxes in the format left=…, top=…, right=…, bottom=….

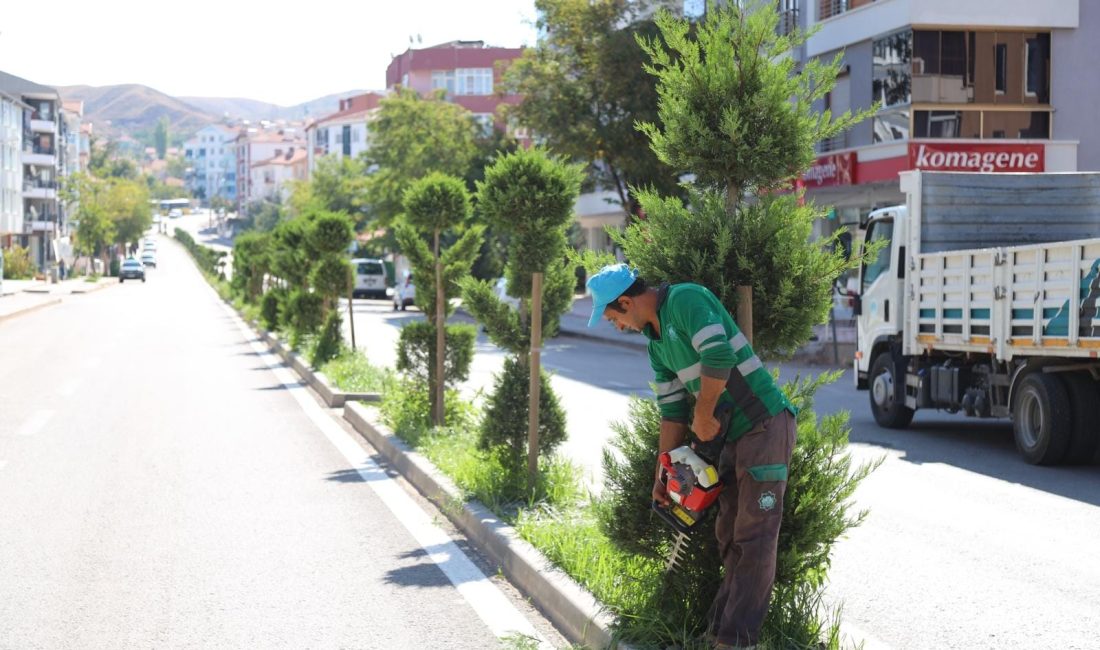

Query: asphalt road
left=347, top=299, right=1100, bottom=650
left=0, top=235, right=564, bottom=649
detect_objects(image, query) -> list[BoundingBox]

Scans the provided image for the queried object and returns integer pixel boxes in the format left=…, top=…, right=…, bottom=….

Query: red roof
left=386, top=42, right=524, bottom=88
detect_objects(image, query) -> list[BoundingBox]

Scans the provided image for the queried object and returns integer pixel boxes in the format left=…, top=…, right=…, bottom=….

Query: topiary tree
left=592, top=2, right=880, bottom=646
left=231, top=231, right=271, bottom=303
left=394, top=173, right=483, bottom=426
left=458, top=147, right=584, bottom=482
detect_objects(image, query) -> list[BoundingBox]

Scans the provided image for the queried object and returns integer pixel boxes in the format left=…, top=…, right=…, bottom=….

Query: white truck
left=853, top=171, right=1100, bottom=465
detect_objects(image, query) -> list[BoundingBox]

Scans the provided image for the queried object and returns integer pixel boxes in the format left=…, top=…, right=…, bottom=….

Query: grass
left=320, top=350, right=393, bottom=392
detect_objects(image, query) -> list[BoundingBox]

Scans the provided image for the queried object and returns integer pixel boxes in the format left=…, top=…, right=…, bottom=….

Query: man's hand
left=692, top=408, right=721, bottom=441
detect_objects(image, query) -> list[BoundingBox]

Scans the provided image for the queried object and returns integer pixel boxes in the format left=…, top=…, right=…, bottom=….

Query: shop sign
left=908, top=142, right=1044, bottom=173
left=802, top=152, right=855, bottom=187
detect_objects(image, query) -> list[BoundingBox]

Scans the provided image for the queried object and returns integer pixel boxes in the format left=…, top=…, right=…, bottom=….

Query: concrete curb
left=248, top=318, right=382, bottom=408
left=0, top=297, right=62, bottom=323
left=342, top=402, right=624, bottom=650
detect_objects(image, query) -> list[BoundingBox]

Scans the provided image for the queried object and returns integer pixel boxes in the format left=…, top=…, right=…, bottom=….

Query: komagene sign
left=802, top=152, right=855, bottom=187
left=908, top=142, right=1045, bottom=173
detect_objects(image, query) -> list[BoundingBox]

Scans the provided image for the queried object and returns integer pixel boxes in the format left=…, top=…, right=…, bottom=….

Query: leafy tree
left=74, top=202, right=115, bottom=268
left=311, top=156, right=370, bottom=223
left=165, top=156, right=189, bottom=179
left=505, top=0, right=682, bottom=217
left=363, top=87, right=478, bottom=228
left=154, top=117, right=169, bottom=160
left=231, top=231, right=271, bottom=302
left=458, top=147, right=583, bottom=476
left=394, top=173, right=483, bottom=425
left=2, top=245, right=37, bottom=279
left=103, top=179, right=152, bottom=252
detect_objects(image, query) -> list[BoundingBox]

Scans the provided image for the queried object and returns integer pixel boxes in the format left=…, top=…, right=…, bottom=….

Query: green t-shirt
left=645, top=283, right=795, bottom=440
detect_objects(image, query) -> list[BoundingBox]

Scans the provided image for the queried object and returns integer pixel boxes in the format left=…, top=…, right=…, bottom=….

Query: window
left=455, top=68, right=493, bottom=96
left=862, top=219, right=894, bottom=290
left=432, top=70, right=456, bottom=96
left=872, top=31, right=912, bottom=108
left=342, top=125, right=352, bottom=156
left=872, top=108, right=910, bottom=143
left=1025, top=35, right=1049, bottom=98
left=995, top=44, right=1007, bottom=94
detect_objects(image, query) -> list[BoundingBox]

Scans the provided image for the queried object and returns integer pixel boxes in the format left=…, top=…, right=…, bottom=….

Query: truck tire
left=1061, top=372, right=1100, bottom=465
left=870, top=352, right=914, bottom=429
left=1012, top=372, right=1072, bottom=465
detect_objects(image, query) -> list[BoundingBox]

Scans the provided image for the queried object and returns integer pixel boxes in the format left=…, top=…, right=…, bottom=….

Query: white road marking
left=16, top=410, right=54, bottom=437
left=222, top=302, right=550, bottom=648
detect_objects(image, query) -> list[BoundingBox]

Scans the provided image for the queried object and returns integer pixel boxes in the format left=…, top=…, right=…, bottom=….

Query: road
left=0, top=235, right=565, bottom=648
left=346, top=299, right=1100, bottom=650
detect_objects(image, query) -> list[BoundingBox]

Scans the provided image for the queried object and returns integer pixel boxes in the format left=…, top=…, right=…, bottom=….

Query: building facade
left=385, top=40, right=526, bottom=138
left=235, top=127, right=304, bottom=213
left=183, top=124, right=238, bottom=205
left=250, top=147, right=308, bottom=204
left=0, top=92, right=26, bottom=244
left=306, top=93, right=384, bottom=176
left=789, top=0, right=1096, bottom=237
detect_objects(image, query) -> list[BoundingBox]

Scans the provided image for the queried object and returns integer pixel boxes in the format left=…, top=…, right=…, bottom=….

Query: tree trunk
left=527, top=272, right=543, bottom=491
left=736, top=285, right=753, bottom=345
left=347, top=273, right=356, bottom=352
left=433, top=230, right=445, bottom=427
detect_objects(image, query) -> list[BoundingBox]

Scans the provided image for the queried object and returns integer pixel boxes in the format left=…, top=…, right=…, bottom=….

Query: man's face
left=603, top=296, right=645, bottom=333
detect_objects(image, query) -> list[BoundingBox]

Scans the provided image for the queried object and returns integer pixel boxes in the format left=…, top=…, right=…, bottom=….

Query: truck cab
left=854, top=206, right=907, bottom=389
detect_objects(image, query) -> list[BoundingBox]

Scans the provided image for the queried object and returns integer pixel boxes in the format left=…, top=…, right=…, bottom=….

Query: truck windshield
left=862, top=219, right=894, bottom=291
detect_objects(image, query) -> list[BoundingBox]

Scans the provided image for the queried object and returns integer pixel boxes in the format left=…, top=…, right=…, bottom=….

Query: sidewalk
left=557, top=294, right=855, bottom=367
left=0, top=277, right=116, bottom=322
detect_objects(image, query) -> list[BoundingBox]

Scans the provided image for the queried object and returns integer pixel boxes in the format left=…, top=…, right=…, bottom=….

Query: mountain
left=56, top=84, right=217, bottom=135
left=55, top=84, right=372, bottom=140
left=181, top=90, right=368, bottom=122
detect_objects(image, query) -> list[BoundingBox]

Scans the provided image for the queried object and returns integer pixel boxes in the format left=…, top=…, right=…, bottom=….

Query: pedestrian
left=58, top=258, right=66, bottom=281
left=586, top=264, right=797, bottom=650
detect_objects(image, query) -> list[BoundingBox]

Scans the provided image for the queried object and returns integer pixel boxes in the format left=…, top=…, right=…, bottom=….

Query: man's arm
left=692, top=374, right=726, bottom=441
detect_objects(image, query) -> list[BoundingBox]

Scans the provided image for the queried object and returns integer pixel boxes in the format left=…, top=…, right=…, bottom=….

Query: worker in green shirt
left=587, top=264, right=797, bottom=650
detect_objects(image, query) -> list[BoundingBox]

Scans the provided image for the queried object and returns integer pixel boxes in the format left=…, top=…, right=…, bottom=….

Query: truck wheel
left=870, top=352, right=914, bottom=429
left=1012, top=372, right=1072, bottom=465
left=1061, top=372, right=1100, bottom=465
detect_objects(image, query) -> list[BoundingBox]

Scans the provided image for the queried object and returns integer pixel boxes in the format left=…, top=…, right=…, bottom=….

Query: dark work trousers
left=708, top=409, right=797, bottom=647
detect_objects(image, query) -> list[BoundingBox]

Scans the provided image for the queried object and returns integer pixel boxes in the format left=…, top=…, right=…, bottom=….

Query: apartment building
left=788, top=0, right=1097, bottom=235
left=250, top=147, right=308, bottom=204
left=305, top=92, right=384, bottom=176
left=385, top=40, right=526, bottom=138
left=0, top=70, right=68, bottom=270
left=235, top=127, right=304, bottom=213
left=0, top=92, right=27, bottom=245
left=183, top=124, right=239, bottom=204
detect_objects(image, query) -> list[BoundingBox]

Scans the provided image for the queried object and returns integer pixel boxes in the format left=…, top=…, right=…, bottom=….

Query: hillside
left=181, top=89, right=368, bottom=122
left=57, top=84, right=217, bottom=135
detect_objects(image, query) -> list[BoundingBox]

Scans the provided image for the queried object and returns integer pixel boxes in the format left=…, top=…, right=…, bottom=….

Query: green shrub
left=597, top=373, right=878, bottom=647
left=2, top=245, right=37, bottom=279
left=320, top=350, right=392, bottom=393
left=261, top=289, right=284, bottom=331
left=396, top=321, right=476, bottom=387
left=231, top=231, right=270, bottom=302
left=109, top=257, right=120, bottom=277
left=310, top=311, right=344, bottom=368
left=478, top=355, right=568, bottom=476
left=287, top=289, right=323, bottom=346
left=307, top=212, right=353, bottom=254
left=310, top=256, right=351, bottom=301
left=379, top=378, right=480, bottom=442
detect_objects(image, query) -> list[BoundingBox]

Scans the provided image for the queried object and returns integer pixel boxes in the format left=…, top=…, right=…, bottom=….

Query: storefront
left=802, top=139, right=1079, bottom=243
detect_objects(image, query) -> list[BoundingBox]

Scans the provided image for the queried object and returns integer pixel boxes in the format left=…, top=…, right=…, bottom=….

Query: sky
left=0, top=0, right=539, bottom=106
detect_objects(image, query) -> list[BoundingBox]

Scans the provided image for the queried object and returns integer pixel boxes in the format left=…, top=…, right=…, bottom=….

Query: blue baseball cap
left=586, top=263, right=638, bottom=327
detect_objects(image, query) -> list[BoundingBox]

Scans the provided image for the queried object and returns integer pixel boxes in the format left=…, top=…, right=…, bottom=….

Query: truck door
left=858, top=217, right=896, bottom=367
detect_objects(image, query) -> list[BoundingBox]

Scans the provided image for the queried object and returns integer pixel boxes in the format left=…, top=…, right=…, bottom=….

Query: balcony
left=23, top=178, right=57, bottom=200
left=818, top=0, right=876, bottom=20
left=777, top=8, right=800, bottom=36
left=22, top=147, right=56, bottom=166
left=30, top=119, right=56, bottom=133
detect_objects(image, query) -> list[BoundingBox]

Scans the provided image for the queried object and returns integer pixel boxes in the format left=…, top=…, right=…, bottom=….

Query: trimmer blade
left=665, top=531, right=690, bottom=574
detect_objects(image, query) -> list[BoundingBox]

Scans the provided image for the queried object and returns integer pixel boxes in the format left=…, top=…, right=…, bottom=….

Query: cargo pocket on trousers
left=746, top=463, right=788, bottom=514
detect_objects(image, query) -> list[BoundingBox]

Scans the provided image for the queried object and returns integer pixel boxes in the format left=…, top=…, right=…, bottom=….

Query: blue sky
left=0, top=0, right=538, bottom=106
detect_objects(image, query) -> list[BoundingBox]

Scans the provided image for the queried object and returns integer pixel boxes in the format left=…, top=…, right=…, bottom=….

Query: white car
left=494, top=277, right=520, bottom=310
left=168, top=209, right=182, bottom=219
left=140, top=251, right=157, bottom=268
left=352, top=258, right=388, bottom=299
left=393, top=272, right=416, bottom=311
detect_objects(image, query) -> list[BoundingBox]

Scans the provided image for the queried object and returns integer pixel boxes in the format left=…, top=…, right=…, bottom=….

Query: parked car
left=494, top=277, right=520, bottom=310
left=119, top=258, right=145, bottom=282
left=143, top=239, right=156, bottom=252
left=392, top=272, right=416, bottom=311
left=168, top=209, right=182, bottom=219
left=352, top=258, right=388, bottom=299
left=140, top=251, right=157, bottom=268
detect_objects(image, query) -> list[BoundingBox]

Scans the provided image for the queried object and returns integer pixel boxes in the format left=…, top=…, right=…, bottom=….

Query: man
left=587, top=263, right=797, bottom=650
